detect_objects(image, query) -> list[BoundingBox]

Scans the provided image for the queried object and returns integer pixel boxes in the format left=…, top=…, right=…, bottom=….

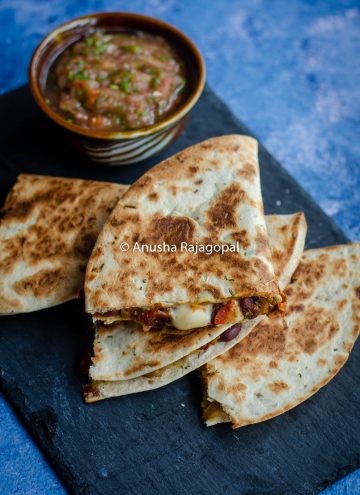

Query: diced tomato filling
left=136, top=308, right=171, bottom=328
left=212, top=300, right=236, bottom=325
left=97, top=295, right=277, bottom=332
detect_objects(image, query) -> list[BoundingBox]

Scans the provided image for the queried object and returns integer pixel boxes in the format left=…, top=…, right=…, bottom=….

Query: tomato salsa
left=45, top=30, right=187, bottom=132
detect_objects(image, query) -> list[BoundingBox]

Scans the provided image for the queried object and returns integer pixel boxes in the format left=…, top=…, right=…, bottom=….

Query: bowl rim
left=29, top=12, right=206, bottom=141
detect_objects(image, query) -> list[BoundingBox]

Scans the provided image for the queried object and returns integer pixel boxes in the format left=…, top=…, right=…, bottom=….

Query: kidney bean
left=239, top=298, right=260, bottom=319
left=220, top=323, right=242, bottom=342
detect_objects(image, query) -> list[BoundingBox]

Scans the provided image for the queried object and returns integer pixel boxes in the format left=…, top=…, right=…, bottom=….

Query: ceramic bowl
left=29, top=12, right=205, bottom=165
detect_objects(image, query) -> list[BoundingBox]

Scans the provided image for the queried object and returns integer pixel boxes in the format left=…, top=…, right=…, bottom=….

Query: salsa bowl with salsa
left=29, top=12, right=205, bottom=165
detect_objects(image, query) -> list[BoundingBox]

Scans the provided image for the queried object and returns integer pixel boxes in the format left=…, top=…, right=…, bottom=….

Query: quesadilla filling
left=95, top=296, right=281, bottom=331
left=200, top=369, right=232, bottom=425
left=202, top=399, right=230, bottom=424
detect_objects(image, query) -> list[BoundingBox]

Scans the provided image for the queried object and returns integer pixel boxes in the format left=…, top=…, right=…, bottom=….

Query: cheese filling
left=202, top=399, right=230, bottom=424
left=96, top=295, right=280, bottom=330
left=169, top=302, right=244, bottom=330
left=169, top=304, right=214, bottom=330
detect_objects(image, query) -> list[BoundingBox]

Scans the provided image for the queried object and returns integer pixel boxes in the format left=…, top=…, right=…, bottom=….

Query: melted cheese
left=169, top=303, right=213, bottom=330
left=203, top=400, right=230, bottom=425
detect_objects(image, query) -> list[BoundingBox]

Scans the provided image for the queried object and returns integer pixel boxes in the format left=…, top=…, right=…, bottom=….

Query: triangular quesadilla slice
left=85, top=135, right=283, bottom=333
left=202, top=243, right=360, bottom=428
left=0, top=174, right=127, bottom=314
left=84, top=212, right=306, bottom=402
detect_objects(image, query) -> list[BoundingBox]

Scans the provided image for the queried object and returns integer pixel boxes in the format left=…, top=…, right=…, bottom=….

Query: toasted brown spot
left=74, top=232, right=97, bottom=257
left=271, top=249, right=282, bottom=264
left=175, top=151, right=187, bottom=163
left=0, top=237, right=25, bottom=273
left=13, top=268, right=64, bottom=298
left=352, top=323, right=359, bottom=338
left=335, top=355, right=347, bottom=367
left=206, top=183, right=245, bottom=230
left=289, top=259, right=326, bottom=300
left=291, top=307, right=339, bottom=354
left=110, top=216, right=125, bottom=228
left=336, top=299, right=347, bottom=311
left=90, top=352, right=104, bottom=365
left=237, top=162, right=256, bottom=179
left=232, top=229, right=251, bottom=249
left=331, top=258, right=347, bottom=277
left=255, top=227, right=269, bottom=255
left=135, top=175, right=153, bottom=189
left=29, top=234, right=67, bottom=260
left=269, top=360, right=278, bottom=369
left=148, top=192, right=159, bottom=201
left=58, top=212, right=85, bottom=232
left=144, top=216, right=195, bottom=247
left=1, top=201, right=33, bottom=220
left=317, top=358, right=327, bottom=366
left=227, top=319, right=287, bottom=361
left=268, top=380, right=289, bottom=394
left=170, top=185, right=177, bottom=195
left=289, top=304, right=305, bottom=312
left=229, top=382, right=247, bottom=394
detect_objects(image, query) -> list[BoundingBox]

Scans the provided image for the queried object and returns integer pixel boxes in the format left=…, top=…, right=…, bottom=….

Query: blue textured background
left=0, top=1, right=359, bottom=493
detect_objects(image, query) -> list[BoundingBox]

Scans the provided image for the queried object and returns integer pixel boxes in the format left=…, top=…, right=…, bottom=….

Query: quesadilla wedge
left=84, top=212, right=307, bottom=402
left=85, top=135, right=283, bottom=333
left=0, top=174, right=127, bottom=314
left=202, top=243, right=360, bottom=428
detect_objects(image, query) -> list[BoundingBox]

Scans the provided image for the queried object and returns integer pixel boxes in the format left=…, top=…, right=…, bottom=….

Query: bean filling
left=96, top=296, right=270, bottom=331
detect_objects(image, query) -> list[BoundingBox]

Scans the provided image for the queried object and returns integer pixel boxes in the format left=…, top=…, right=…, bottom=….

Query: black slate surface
left=0, top=85, right=359, bottom=495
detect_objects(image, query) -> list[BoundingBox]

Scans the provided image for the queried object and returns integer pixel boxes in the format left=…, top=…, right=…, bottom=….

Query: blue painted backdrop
left=0, top=1, right=359, bottom=493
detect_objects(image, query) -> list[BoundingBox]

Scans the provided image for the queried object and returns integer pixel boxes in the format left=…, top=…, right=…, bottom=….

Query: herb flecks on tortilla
left=202, top=243, right=360, bottom=429
left=83, top=213, right=307, bottom=400
left=85, top=135, right=283, bottom=333
left=0, top=174, right=127, bottom=314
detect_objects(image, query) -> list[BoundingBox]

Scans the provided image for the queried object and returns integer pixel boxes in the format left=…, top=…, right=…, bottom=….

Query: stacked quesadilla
left=84, top=212, right=307, bottom=402
left=82, top=135, right=359, bottom=428
left=0, top=174, right=127, bottom=314
left=0, top=136, right=357, bottom=431
left=85, top=135, right=283, bottom=339
left=83, top=135, right=307, bottom=402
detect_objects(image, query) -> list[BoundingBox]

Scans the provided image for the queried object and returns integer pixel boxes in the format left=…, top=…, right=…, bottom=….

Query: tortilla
left=0, top=174, right=127, bottom=314
left=85, top=135, right=283, bottom=331
left=84, top=212, right=307, bottom=402
left=202, top=243, right=360, bottom=428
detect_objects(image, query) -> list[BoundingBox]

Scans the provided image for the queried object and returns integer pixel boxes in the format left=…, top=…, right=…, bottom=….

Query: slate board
left=0, top=85, right=359, bottom=495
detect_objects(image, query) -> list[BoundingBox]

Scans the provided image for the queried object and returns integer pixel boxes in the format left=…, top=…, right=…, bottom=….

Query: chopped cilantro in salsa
left=45, top=30, right=187, bottom=131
